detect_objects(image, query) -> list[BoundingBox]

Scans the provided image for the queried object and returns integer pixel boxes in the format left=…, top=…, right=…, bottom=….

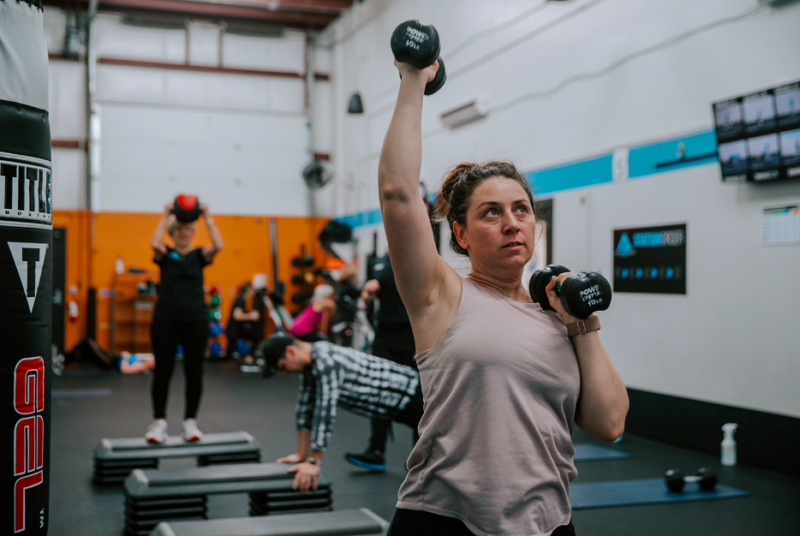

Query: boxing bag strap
left=566, top=316, right=601, bottom=337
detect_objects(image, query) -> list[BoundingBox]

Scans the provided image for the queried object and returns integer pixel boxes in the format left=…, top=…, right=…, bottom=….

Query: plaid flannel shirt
left=296, top=341, right=419, bottom=452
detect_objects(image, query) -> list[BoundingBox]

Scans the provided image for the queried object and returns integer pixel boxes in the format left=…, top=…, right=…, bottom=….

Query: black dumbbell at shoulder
left=390, top=20, right=447, bottom=95
left=529, top=264, right=612, bottom=319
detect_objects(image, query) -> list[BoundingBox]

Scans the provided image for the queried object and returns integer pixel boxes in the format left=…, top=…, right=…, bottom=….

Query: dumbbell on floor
left=664, top=468, right=718, bottom=493
left=529, top=264, right=612, bottom=319
left=391, top=20, right=447, bottom=95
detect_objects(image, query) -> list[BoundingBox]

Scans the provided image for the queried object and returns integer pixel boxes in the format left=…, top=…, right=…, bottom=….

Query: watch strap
left=566, top=316, right=601, bottom=337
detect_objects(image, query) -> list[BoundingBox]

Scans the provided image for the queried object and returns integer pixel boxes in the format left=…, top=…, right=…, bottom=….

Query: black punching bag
left=0, top=1, right=53, bottom=534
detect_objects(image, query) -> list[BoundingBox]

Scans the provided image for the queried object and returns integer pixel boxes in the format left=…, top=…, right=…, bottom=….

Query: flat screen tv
left=712, top=80, right=800, bottom=183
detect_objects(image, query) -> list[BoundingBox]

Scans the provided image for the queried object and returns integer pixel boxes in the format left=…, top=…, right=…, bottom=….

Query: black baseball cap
left=257, top=334, right=294, bottom=378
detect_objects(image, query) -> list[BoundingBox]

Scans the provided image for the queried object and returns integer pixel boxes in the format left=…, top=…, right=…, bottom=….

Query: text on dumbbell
left=405, top=27, right=429, bottom=43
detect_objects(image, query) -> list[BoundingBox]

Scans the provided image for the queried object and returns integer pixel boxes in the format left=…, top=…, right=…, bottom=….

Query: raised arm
left=378, top=61, right=457, bottom=318
left=150, top=203, right=173, bottom=262
left=200, top=203, right=224, bottom=263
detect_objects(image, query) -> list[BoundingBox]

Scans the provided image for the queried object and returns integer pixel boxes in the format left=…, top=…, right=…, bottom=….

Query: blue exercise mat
left=573, top=444, right=632, bottom=461
left=570, top=478, right=749, bottom=509
left=52, top=388, right=113, bottom=399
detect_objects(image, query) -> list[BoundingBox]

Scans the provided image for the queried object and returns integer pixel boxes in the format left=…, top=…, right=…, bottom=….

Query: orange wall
left=53, top=210, right=330, bottom=352
left=52, top=210, right=92, bottom=352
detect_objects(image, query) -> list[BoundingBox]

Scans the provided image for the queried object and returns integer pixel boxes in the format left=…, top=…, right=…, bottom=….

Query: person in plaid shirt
left=259, top=334, right=423, bottom=492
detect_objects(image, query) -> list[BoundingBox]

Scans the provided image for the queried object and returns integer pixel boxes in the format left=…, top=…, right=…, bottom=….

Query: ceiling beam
left=213, top=0, right=352, bottom=14
left=43, top=0, right=346, bottom=28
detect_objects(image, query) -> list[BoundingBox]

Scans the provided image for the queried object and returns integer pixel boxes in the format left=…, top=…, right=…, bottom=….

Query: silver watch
left=306, top=456, right=319, bottom=465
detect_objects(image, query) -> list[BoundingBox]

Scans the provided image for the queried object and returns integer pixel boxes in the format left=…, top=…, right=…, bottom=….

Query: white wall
left=99, top=104, right=310, bottom=214
left=42, top=8, right=334, bottom=215
left=323, top=0, right=800, bottom=417
left=45, top=7, right=88, bottom=210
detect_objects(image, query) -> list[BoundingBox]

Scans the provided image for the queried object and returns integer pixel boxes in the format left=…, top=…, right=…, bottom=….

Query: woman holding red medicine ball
left=380, top=59, right=629, bottom=536
left=145, top=199, right=223, bottom=443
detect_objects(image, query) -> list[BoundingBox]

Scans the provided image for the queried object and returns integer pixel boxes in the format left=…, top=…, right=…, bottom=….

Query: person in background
left=226, top=282, right=260, bottom=371
left=259, top=334, right=423, bottom=494
left=146, top=201, right=223, bottom=443
left=330, top=265, right=360, bottom=347
left=343, top=251, right=416, bottom=472
left=119, top=351, right=156, bottom=374
left=289, top=284, right=337, bottom=342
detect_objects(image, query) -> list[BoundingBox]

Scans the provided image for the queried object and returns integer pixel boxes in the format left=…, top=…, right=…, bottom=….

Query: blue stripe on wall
left=339, top=128, right=720, bottom=229
left=628, top=129, right=718, bottom=178
left=337, top=208, right=382, bottom=228
left=525, top=154, right=614, bottom=195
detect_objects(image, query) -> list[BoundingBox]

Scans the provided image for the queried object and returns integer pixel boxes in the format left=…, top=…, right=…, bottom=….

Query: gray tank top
left=397, top=278, right=580, bottom=536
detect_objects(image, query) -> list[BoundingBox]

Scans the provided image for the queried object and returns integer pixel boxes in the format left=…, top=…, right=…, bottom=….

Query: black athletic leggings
left=387, top=509, right=576, bottom=536
left=369, top=322, right=417, bottom=453
left=150, top=318, right=209, bottom=420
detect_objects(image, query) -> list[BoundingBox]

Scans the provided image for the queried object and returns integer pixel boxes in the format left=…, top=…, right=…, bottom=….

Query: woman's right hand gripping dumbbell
left=391, top=20, right=447, bottom=95
left=394, top=59, right=441, bottom=94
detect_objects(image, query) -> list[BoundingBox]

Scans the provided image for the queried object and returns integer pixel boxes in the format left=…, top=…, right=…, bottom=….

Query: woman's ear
left=452, top=221, right=468, bottom=251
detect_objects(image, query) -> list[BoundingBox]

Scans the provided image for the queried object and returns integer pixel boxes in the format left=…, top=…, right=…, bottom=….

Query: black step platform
left=150, top=508, right=388, bottom=536
left=123, top=463, right=333, bottom=536
left=93, top=432, right=261, bottom=484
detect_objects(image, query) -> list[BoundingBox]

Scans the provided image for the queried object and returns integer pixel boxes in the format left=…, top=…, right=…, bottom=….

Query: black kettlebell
left=665, top=468, right=718, bottom=493
left=529, top=264, right=612, bottom=319
left=390, top=20, right=447, bottom=95
left=173, top=193, right=202, bottom=223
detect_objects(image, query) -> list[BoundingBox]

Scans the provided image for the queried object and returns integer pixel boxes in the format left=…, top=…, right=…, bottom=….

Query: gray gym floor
left=51, top=362, right=800, bottom=535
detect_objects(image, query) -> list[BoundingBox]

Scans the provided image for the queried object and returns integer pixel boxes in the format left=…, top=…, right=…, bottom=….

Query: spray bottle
left=721, top=423, right=738, bottom=466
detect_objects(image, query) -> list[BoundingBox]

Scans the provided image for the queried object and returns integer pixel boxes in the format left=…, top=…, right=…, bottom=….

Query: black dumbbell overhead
left=665, top=468, right=718, bottom=493
left=529, top=264, right=612, bottom=319
left=391, top=20, right=447, bottom=95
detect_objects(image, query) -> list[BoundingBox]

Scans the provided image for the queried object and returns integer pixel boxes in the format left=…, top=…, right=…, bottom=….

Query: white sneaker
left=182, top=419, right=203, bottom=442
left=145, top=419, right=168, bottom=443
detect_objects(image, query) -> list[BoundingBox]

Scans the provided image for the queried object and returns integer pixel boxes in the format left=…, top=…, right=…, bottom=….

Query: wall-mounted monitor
left=712, top=80, right=800, bottom=184
left=713, top=100, right=744, bottom=141
left=742, top=92, right=776, bottom=134
left=775, top=83, right=800, bottom=129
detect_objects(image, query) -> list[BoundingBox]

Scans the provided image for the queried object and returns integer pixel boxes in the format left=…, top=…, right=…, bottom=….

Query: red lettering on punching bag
left=14, top=417, right=44, bottom=475
left=13, top=357, right=45, bottom=533
left=14, top=357, right=44, bottom=415
left=14, top=473, right=43, bottom=533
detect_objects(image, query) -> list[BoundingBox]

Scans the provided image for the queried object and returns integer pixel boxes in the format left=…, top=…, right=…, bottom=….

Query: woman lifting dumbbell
left=145, top=195, right=224, bottom=443
left=381, top=21, right=629, bottom=536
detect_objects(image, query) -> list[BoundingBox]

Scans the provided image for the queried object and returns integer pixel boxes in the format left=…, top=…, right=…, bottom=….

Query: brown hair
left=237, top=282, right=253, bottom=298
left=435, top=161, right=534, bottom=256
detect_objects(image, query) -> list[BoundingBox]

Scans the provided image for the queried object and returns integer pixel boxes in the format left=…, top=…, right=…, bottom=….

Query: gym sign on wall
left=613, top=224, right=687, bottom=295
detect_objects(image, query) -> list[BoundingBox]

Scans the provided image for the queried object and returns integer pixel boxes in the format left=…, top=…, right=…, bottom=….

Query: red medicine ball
left=173, top=193, right=202, bottom=223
